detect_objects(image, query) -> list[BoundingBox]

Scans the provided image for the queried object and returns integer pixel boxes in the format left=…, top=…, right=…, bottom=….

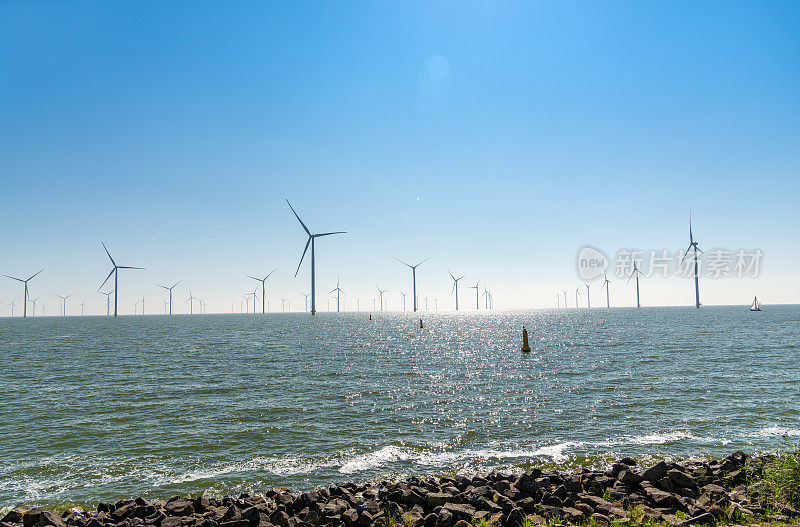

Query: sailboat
left=750, top=296, right=762, bottom=311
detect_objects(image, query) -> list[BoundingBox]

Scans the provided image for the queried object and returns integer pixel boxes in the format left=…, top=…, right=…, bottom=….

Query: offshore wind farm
left=1, top=1, right=799, bottom=525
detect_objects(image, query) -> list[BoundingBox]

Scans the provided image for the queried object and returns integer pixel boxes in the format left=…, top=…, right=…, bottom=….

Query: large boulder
left=643, top=462, right=669, bottom=483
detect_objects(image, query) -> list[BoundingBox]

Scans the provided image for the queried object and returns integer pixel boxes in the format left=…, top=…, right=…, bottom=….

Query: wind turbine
left=575, top=286, right=581, bottom=308
left=158, top=281, right=180, bottom=315
left=470, top=279, right=480, bottom=309
left=55, top=294, right=72, bottom=316
left=280, top=297, right=287, bottom=313
left=301, top=292, right=310, bottom=312
left=29, top=297, right=40, bottom=317
left=556, top=293, right=560, bottom=308
left=400, top=292, right=407, bottom=311
left=287, top=200, right=346, bottom=315
left=248, top=270, right=276, bottom=314
left=329, top=278, right=345, bottom=312
left=99, top=242, right=144, bottom=317
left=141, top=294, right=145, bottom=315
left=3, top=270, right=43, bottom=317
left=7, top=300, right=16, bottom=317
left=376, top=287, right=387, bottom=312
left=396, top=258, right=430, bottom=312
left=164, top=300, right=169, bottom=314
left=79, top=300, right=87, bottom=316
left=483, top=287, right=489, bottom=309
left=187, top=291, right=198, bottom=314
left=600, top=272, right=611, bottom=308
left=100, top=290, right=113, bottom=315
left=681, top=211, right=703, bottom=308
left=627, top=263, right=642, bottom=309
left=584, top=283, right=590, bottom=308
left=563, top=290, right=568, bottom=308
left=433, top=297, right=438, bottom=310
left=131, top=301, right=139, bottom=315
left=424, top=296, right=429, bottom=310
left=449, top=271, right=466, bottom=310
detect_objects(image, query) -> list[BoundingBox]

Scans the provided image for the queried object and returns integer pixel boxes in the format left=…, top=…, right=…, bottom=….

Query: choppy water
left=1, top=306, right=798, bottom=511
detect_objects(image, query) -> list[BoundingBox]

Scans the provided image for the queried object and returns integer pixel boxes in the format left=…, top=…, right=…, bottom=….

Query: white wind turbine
left=55, top=294, right=72, bottom=316
left=99, top=242, right=144, bottom=317
left=396, top=258, right=430, bottom=312
left=376, top=287, right=387, bottom=312
left=449, top=271, right=466, bottom=311
left=29, top=297, right=40, bottom=317
left=158, top=281, right=180, bottom=315
left=600, top=272, right=611, bottom=307
left=79, top=300, right=87, bottom=316
left=3, top=270, right=43, bottom=318
left=187, top=291, right=198, bottom=314
left=329, top=278, right=345, bottom=312
left=100, top=290, right=114, bottom=315
left=301, top=292, right=310, bottom=312
left=681, top=211, right=703, bottom=308
left=248, top=270, right=276, bottom=314
left=628, top=262, right=642, bottom=309
left=287, top=200, right=346, bottom=315
left=470, top=279, right=480, bottom=310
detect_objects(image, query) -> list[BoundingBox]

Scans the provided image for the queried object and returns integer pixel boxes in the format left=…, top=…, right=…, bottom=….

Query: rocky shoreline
left=2, top=452, right=798, bottom=527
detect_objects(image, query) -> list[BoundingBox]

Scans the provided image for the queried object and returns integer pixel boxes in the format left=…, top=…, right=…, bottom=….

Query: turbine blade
left=415, top=257, right=432, bottom=268
left=395, top=257, right=412, bottom=268
left=680, top=245, right=693, bottom=264
left=172, top=281, right=180, bottom=289
left=294, top=237, right=311, bottom=277
left=158, top=285, right=169, bottom=290
left=247, top=275, right=260, bottom=281
left=314, top=231, right=346, bottom=237
left=27, top=269, right=44, bottom=281
left=101, top=242, right=117, bottom=267
left=99, top=268, right=115, bottom=290
left=265, top=269, right=276, bottom=280
left=3, top=275, right=24, bottom=282
left=118, top=266, right=145, bottom=270
left=286, top=200, right=311, bottom=236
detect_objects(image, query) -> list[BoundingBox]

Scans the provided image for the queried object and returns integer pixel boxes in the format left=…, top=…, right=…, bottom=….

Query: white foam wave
left=753, top=425, right=800, bottom=438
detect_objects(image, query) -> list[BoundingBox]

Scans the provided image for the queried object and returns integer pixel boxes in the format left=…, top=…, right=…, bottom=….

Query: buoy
left=369, top=314, right=372, bottom=320
left=419, top=319, right=423, bottom=328
left=521, top=325, right=531, bottom=352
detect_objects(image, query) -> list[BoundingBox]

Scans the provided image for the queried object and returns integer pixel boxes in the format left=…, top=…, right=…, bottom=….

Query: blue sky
left=1, top=1, right=798, bottom=314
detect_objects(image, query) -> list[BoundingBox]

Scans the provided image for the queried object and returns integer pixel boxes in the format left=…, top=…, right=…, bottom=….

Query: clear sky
left=1, top=1, right=798, bottom=315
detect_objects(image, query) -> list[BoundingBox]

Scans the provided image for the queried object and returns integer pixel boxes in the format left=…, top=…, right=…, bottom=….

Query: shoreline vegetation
left=2, top=451, right=799, bottom=527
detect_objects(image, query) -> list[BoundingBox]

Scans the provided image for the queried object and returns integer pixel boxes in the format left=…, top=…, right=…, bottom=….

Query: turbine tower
left=29, top=297, right=40, bottom=317
left=584, top=283, right=590, bottom=308
left=600, top=272, right=611, bottom=308
left=376, top=287, right=387, bottom=312
left=248, top=270, right=276, bottom=314
left=556, top=293, right=560, bottom=308
left=3, top=270, right=43, bottom=317
left=470, top=279, right=480, bottom=309
left=329, top=278, right=345, bottom=312
left=575, top=286, right=581, bottom=308
left=681, top=212, right=703, bottom=308
left=396, top=258, right=430, bottom=312
left=158, top=281, right=180, bottom=315
left=79, top=300, right=87, bottom=316
left=400, top=292, right=407, bottom=311
left=628, top=263, right=642, bottom=309
left=301, top=292, right=310, bottom=312
left=563, top=290, right=568, bottom=308
left=55, top=294, right=72, bottom=316
left=287, top=200, right=346, bottom=315
left=8, top=300, right=16, bottom=317
left=449, top=271, right=466, bottom=310
left=99, top=242, right=144, bottom=317
left=187, top=291, right=197, bottom=314
left=100, top=290, right=113, bottom=315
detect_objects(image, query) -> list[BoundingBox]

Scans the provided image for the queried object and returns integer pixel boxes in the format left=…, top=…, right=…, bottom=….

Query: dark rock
left=589, top=513, right=610, bottom=526
left=441, top=504, right=475, bottom=522
left=681, top=512, right=714, bottom=525
left=160, top=519, right=181, bottom=527
left=514, top=474, right=538, bottom=495
left=642, top=486, right=679, bottom=509
left=434, top=509, right=452, bottom=527
left=452, top=522, right=470, bottom=527
left=400, top=511, right=423, bottom=527
left=505, top=508, right=525, bottom=527
left=699, top=484, right=727, bottom=504
left=342, top=510, right=359, bottom=527
left=618, top=458, right=637, bottom=466
left=618, top=470, right=642, bottom=486
left=2, top=509, right=26, bottom=524
left=516, top=498, right=535, bottom=513
left=657, top=477, right=678, bottom=493
left=424, top=494, right=452, bottom=508
left=240, top=508, right=260, bottom=527
left=643, top=461, right=669, bottom=482
left=23, top=510, right=65, bottom=527
left=422, top=514, right=437, bottom=527
left=165, top=501, right=194, bottom=518
left=667, top=470, right=696, bottom=489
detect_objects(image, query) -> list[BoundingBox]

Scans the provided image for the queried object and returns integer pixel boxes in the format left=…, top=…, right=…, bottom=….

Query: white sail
left=750, top=296, right=760, bottom=311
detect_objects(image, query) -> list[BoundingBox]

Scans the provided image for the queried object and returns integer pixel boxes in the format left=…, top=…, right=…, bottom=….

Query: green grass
left=751, top=450, right=800, bottom=508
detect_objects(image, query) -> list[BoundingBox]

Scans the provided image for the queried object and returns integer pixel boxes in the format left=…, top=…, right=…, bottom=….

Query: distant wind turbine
left=600, top=272, right=611, bottom=307
left=248, top=270, right=276, bottom=314
left=301, top=292, right=310, bottom=312
left=79, top=300, right=87, bottom=316
left=7, top=300, right=16, bottom=317
left=470, top=279, right=480, bottom=309
left=99, top=242, right=144, bottom=317
left=55, top=294, right=72, bottom=316
left=3, top=270, right=43, bottom=318
left=187, top=291, right=198, bottom=314
left=29, top=297, right=40, bottom=317
left=449, top=271, right=466, bottom=310
left=556, top=293, right=560, bottom=308
left=158, top=281, right=180, bottom=315
left=376, top=287, right=387, bottom=312
left=627, top=262, right=642, bottom=309
left=287, top=200, right=346, bottom=315
left=100, top=290, right=113, bottom=315
left=563, top=290, right=568, bottom=308
left=329, top=278, right=345, bottom=312
left=400, top=292, right=407, bottom=311
left=584, top=282, right=590, bottom=308
left=396, top=258, right=430, bottom=312
left=575, top=286, right=581, bottom=308
left=681, top=211, right=703, bottom=308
